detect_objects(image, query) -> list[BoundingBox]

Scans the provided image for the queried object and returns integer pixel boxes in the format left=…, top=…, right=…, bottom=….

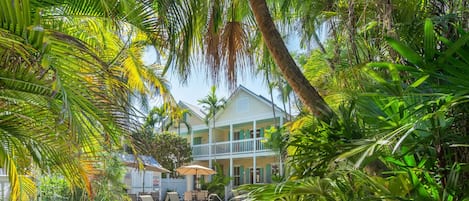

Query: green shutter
left=259, top=168, right=264, bottom=183
left=194, top=137, right=202, bottom=145
left=239, top=130, right=244, bottom=140
left=239, top=166, right=244, bottom=184
left=260, top=128, right=264, bottom=137
left=245, top=130, right=251, bottom=139
left=266, top=164, right=271, bottom=183
left=245, top=168, right=250, bottom=184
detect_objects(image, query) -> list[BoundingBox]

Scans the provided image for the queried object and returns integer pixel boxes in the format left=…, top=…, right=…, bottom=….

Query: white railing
left=232, top=139, right=253, bottom=153
left=255, top=139, right=265, bottom=151
left=192, top=144, right=209, bottom=156
left=192, top=138, right=270, bottom=157
left=212, top=141, right=230, bottom=155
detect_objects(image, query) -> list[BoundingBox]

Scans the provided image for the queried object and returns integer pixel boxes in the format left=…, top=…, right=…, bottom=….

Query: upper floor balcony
left=192, top=138, right=273, bottom=159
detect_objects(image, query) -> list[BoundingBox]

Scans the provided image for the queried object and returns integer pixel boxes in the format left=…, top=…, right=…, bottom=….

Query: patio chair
left=151, top=192, right=160, bottom=201
left=196, top=191, right=208, bottom=201
left=183, top=192, right=193, bottom=201
left=164, top=192, right=180, bottom=201
left=139, top=195, right=154, bottom=201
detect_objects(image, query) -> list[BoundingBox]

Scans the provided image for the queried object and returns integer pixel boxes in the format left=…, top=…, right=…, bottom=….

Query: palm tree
left=165, top=107, right=192, bottom=136
left=158, top=0, right=334, bottom=122
left=198, top=86, right=226, bottom=165
left=248, top=0, right=334, bottom=121
left=255, top=45, right=279, bottom=126
left=0, top=0, right=170, bottom=199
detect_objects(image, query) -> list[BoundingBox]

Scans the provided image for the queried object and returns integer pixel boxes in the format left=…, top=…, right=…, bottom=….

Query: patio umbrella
left=176, top=165, right=216, bottom=190
left=119, top=154, right=170, bottom=192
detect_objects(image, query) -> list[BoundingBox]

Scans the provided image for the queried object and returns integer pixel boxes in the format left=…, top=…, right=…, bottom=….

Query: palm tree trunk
left=267, top=78, right=277, bottom=127
left=347, top=0, right=360, bottom=65
left=311, top=31, right=335, bottom=70
left=248, top=0, right=334, bottom=122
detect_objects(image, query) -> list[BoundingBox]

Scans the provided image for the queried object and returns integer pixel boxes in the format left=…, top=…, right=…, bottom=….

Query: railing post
left=253, top=120, right=257, bottom=184
left=230, top=124, right=233, bottom=154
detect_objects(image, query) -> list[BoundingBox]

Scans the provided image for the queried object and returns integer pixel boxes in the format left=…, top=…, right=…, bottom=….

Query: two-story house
left=170, top=85, right=287, bottom=191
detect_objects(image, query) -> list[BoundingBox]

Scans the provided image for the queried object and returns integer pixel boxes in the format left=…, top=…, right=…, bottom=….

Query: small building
left=119, top=154, right=170, bottom=200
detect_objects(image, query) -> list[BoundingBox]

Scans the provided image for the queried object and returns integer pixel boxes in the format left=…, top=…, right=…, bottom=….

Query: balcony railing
left=192, top=138, right=271, bottom=157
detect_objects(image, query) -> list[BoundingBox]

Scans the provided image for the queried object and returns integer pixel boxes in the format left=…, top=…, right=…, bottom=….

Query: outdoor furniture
left=176, top=165, right=216, bottom=190
left=207, top=193, right=222, bottom=201
left=164, top=192, right=180, bottom=201
left=183, top=192, right=193, bottom=201
left=151, top=192, right=160, bottom=201
left=196, top=190, right=208, bottom=201
left=139, top=195, right=154, bottom=201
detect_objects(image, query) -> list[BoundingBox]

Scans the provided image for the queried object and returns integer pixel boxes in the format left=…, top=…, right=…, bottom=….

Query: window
left=193, top=137, right=202, bottom=145
left=234, top=167, right=241, bottom=186
left=249, top=129, right=262, bottom=138
left=236, top=97, right=249, bottom=113
left=271, top=164, right=279, bottom=176
left=250, top=168, right=262, bottom=183
left=234, top=131, right=240, bottom=140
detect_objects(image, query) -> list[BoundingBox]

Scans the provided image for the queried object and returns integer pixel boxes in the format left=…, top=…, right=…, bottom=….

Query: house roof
left=227, top=85, right=284, bottom=112
left=178, top=101, right=206, bottom=120
left=178, top=85, right=288, bottom=122
left=118, top=153, right=170, bottom=173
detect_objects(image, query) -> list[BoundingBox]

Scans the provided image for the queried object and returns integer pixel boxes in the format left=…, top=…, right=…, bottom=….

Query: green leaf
left=384, top=157, right=406, bottom=167
left=423, top=18, right=436, bottom=61
left=410, top=75, right=430, bottom=88
left=438, top=33, right=469, bottom=64
left=387, top=37, right=424, bottom=67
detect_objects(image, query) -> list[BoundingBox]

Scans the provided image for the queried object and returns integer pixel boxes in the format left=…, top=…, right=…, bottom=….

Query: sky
left=142, top=49, right=275, bottom=106
left=141, top=25, right=328, bottom=109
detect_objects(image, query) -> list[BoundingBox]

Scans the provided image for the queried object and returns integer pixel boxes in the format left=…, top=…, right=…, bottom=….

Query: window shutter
left=246, top=167, right=250, bottom=184
left=260, top=128, right=264, bottom=137
left=239, top=166, right=244, bottom=184
left=265, top=164, right=271, bottom=183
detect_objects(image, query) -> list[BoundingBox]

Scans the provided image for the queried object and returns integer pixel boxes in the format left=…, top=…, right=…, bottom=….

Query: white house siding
left=187, top=113, right=205, bottom=125
left=216, top=91, right=275, bottom=125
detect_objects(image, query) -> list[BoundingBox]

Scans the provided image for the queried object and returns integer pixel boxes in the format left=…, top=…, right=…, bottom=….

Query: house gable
left=216, top=86, right=282, bottom=124
left=180, top=101, right=205, bottom=126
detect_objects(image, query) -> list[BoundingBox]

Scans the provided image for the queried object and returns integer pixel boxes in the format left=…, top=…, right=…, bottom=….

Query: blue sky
left=142, top=48, right=274, bottom=106
left=141, top=27, right=327, bottom=109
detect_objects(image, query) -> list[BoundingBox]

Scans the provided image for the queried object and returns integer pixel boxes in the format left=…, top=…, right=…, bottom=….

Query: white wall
left=160, top=178, right=187, bottom=200
left=124, top=168, right=162, bottom=198
left=0, top=174, right=9, bottom=200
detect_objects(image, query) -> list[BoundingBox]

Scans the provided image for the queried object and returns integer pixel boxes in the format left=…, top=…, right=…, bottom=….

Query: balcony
left=192, top=138, right=272, bottom=158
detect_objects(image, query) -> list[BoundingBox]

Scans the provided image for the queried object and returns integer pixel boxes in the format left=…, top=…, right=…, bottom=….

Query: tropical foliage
left=0, top=0, right=170, bottom=199
left=40, top=155, right=129, bottom=201
left=239, top=0, right=469, bottom=200
left=201, top=163, right=231, bottom=200
left=198, top=86, right=226, bottom=127
left=132, top=131, right=192, bottom=177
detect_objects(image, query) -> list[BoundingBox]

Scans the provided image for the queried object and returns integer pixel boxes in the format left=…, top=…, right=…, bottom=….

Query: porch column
left=190, top=128, right=194, bottom=147
left=229, top=157, right=233, bottom=187
left=229, top=124, right=234, bottom=187
left=186, top=175, right=194, bottom=192
left=209, top=127, right=212, bottom=169
left=230, top=124, right=233, bottom=153
left=252, top=120, right=257, bottom=184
